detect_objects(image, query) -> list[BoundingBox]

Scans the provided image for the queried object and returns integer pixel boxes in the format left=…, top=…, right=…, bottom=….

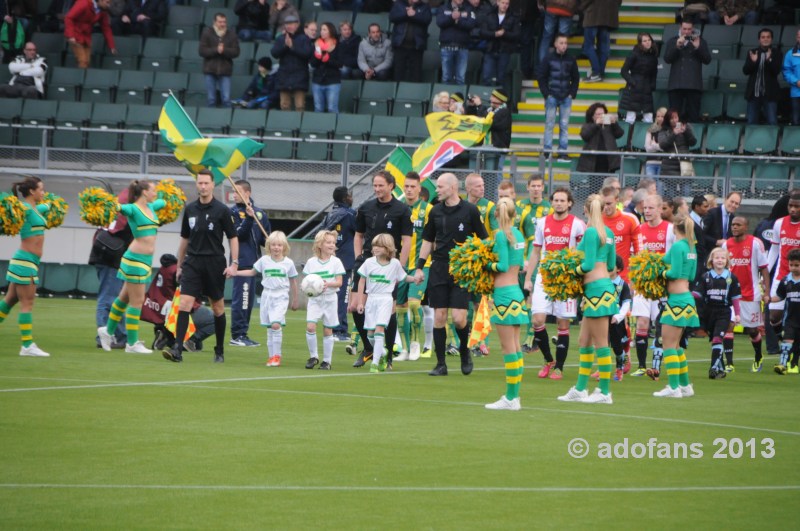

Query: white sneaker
left=653, top=385, right=682, bottom=398
left=125, top=341, right=153, bottom=354
left=582, top=388, right=613, bottom=404
left=557, top=386, right=588, bottom=402
left=409, top=341, right=421, bottom=360
left=394, top=350, right=410, bottom=361
left=680, top=384, right=695, bottom=397
left=485, top=395, right=521, bottom=410
left=20, top=343, right=50, bottom=357
left=97, top=326, right=113, bottom=351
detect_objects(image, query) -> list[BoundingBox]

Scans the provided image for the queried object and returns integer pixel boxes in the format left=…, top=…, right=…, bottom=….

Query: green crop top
left=576, top=226, right=616, bottom=276
left=20, top=202, right=50, bottom=239
left=488, top=227, right=525, bottom=272
left=119, top=199, right=165, bottom=238
left=663, top=238, right=697, bottom=281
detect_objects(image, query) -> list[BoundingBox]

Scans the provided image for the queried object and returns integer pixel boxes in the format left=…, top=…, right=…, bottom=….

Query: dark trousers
left=231, top=274, right=256, bottom=338
left=393, top=47, right=423, bottom=83
left=668, top=89, right=702, bottom=123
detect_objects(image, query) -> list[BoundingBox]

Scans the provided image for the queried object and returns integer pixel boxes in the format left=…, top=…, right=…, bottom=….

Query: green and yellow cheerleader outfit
left=659, top=237, right=699, bottom=390
left=574, top=225, right=619, bottom=395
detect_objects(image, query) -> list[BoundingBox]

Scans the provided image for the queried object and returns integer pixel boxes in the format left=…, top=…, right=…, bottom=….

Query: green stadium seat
left=331, top=113, right=370, bottom=162
left=699, top=92, right=724, bottom=121
left=353, top=12, right=389, bottom=37
left=702, top=59, right=719, bottom=90
left=185, top=72, right=210, bottom=107
left=41, top=263, right=79, bottom=295
left=233, top=42, right=256, bottom=75
left=338, top=79, right=361, bottom=114
left=47, top=66, right=84, bottom=101
left=702, top=25, right=741, bottom=60
left=32, top=32, right=65, bottom=67
left=264, top=110, right=302, bottom=159
left=421, top=50, right=441, bottom=83
left=724, top=92, right=747, bottom=121
left=404, top=116, right=428, bottom=145
left=754, top=163, right=791, bottom=199
left=76, top=264, right=100, bottom=296
left=101, top=35, right=142, bottom=70
left=51, top=101, right=92, bottom=149
left=725, top=161, right=753, bottom=196
left=230, top=74, right=251, bottom=101
left=116, top=70, right=153, bottom=106
left=630, top=122, right=649, bottom=151
left=123, top=104, right=162, bottom=151
left=196, top=107, right=232, bottom=134
left=152, top=71, right=189, bottom=105
left=615, top=121, right=631, bottom=150
left=0, top=99, right=22, bottom=145
left=296, top=112, right=336, bottom=160
left=87, top=103, right=127, bottom=150
left=230, top=108, right=266, bottom=138
left=140, top=37, right=180, bottom=71
left=655, top=61, right=669, bottom=90
left=781, top=126, right=800, bottom=156
left=705, top=123, right=741, bottom=153
left=621, top=157, right=641, bottom=176
left=314, top=10, right=353, bottom=27
left=691, top=159, right=716, bottom=194
left=686, top=122, right=705, bottom=152
left=366, top=115, right=406, bottom=163
left=298, top=0, right=323, bottom=23
left=780, top=26, right=798, bottom=49
left=743, top=125, right=779, bottom=155
left=393, top=82, right=430, bottom=117
left=17, top=99, right=58, bottom=146
left=356, top=80, right=396, bottom=115
left=717, top=59, right=746, bottom=91
left=80, top=69, right=119, bottom=103
left=177, top=40, right=203, bottom=73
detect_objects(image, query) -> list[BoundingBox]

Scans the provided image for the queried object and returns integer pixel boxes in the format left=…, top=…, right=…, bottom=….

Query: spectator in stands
left=743, top=28, right=782, bottom=125
left=389, top=0, right=431, bottom=84
left=480, top=0, right=520, bottom=93
left=576, top=102, right=624, bottom=179
left=783, top=28, right=800, bottom=126
left=538, top=33, right=579, bottom=159
left=437, top=0, right=477, bottom=85
left=43, top=0, right=75, bottom=33
left=311, top=21, right=343, bottom=113
left=2, top=0, right=36, bottom=40
left=358, top=23, right=393, bottom=81
left=338, top=21, right=361, bottom=79
left=235, top=0, right=272, bottom=42
left=271, top=14, right=313, bottom=111
left=513, top=0, right=537, bottom=78
left=620, top=32, right=658, bottom=124
left=708, top=0, right=758, bottom=25
left=113, top=0, right=166, bottom=38
left=64, top=0, right=116, bottom=69
left=485, top=89, right=512, bottom=170
left=234, top=56, right=278, bottom=109
left=663, top=20, right=711, bottom=123
left=321, top=0, right=364, bottom=13
left=304, top=20, right=318, bottom=40
left=466, top=0, right=493, bottom=51
left=581, top=0, right=620, bottom=83
left=199, top=13, right=241, bottom=108
left=449, top=92, right=465, bottom=114
left=268, top=0, right=299, bottom=39
left=537, top=0, right=574, bottom=65
left=431, top=90, right=451, bottom=112
left=656, top=108, right=696, bottom=198
left=644, top=107, right=667, bottom=182
left=0, top=42, right=46, bottom=99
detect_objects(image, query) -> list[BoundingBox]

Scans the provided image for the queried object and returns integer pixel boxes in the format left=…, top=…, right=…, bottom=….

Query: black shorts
left=427, top=259, right=470, bottom=310
left=704, top=305, right=733, bottom=340
left=181, top=255, right=227, bottom=301
left=783, top=323, right=800, bottom=341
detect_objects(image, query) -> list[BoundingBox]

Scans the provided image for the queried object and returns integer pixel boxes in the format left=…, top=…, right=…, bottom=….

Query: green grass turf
left=0, top=298, right=798, bottom=529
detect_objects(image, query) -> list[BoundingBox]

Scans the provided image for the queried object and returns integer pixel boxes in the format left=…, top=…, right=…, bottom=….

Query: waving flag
left=411, top=112, right=493, bottom=179
left=468, top=295, right=492, bottom=348
left=385, top=147, right=412, bottom=199
left=159, top=94, right=263, bottom=186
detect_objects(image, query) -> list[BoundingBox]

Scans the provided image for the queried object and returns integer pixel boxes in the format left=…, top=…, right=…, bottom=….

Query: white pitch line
left=0, top=483, right=797, bottom=493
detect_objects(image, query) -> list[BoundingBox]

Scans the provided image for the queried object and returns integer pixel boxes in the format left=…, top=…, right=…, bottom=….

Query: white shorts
left=632, top=294, right=661, bottom=321
left=260, top=289, right=289, bottom=326
left=307, top=295, right=339, bottom=329
left=739, top=300, right=764, bottom=329
left=364, top=294, right=394, bottom=330
left=530, top=273, right=577, bottom=319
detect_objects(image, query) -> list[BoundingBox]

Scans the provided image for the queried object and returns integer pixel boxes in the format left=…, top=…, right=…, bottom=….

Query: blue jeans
left=793, top=98, right=800, bottom=126
left=95, top=265, right=126, bottom=342
left=582, top=26, right=610, bottom=76
left=320, top=0, right=363, bottom=12
left=311, top=83, right=340, bottom=113
left=544, top=95, right=571, bottom=152
left=707, top=10, right=758, bottom=25
left=205, top=74, right=231, bottom=107
left=238, top=28, right=272, bottom=42
left=747, top=98, right=778, bottom=125
left=441, top=47, right=468, bottom=85
left=231, top=274, right=256, bottom=338
left=481, top=52, right=511, bottom=89
left=539, top=13, right=572, bottom=63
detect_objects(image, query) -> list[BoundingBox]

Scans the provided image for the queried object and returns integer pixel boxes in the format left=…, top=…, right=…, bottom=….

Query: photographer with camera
left=663, top=20, right=711, bottom=123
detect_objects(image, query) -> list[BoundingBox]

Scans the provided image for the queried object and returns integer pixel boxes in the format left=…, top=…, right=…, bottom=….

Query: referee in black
left=348, top=170, right=413, bottom=368
left=414, top=173, right=488, bottom=376
left=163, top=170, right=239, bottom=363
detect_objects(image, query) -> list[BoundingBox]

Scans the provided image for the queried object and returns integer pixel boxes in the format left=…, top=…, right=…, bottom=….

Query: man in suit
left=689, top=195, right=710, bottom=281
left=703, top=191, right=741, bottom=249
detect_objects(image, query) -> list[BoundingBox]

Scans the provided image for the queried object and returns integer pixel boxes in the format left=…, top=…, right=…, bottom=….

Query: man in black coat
left=742, top=27, right=783, bottom=125
left=663, top=20, right=711, bottom=123
left=389, top=0, right=431, bottom=83
left=271, top=14, right=313, bottom=111
left=113, top=0, right=166, bottom=37
left=703, top=191, right=742, bottom=249
left=689, top=194, right=710, bottom=281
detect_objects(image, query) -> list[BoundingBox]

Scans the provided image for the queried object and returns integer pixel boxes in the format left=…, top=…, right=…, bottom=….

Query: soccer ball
left=301, top=273, right=325, bottom=297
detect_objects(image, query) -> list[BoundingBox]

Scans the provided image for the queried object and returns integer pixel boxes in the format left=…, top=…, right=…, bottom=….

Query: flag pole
left=225, top=174, right=270, bottom=240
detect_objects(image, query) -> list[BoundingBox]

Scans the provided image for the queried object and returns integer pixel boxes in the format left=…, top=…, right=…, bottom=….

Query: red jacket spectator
left=65, top=0, right=116, bottom=49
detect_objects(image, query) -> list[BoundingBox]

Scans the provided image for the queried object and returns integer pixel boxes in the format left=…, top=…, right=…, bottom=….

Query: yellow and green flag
left=411, top=112, right=493, bottom=179
left=385, top=147, right=412, bottom=199
left=159, top=94, right=263, bottom=186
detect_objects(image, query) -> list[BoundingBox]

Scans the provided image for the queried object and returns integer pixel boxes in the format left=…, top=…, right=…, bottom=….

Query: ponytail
left=12, top=175, right=42, bottom=198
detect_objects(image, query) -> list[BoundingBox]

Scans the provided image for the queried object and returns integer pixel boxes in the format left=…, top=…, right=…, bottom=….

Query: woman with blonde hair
left=558, top=194, right=619, bottom=404
left=485, top=197, right=528, bottom=410
left=431, top=91, right=451, bottom=112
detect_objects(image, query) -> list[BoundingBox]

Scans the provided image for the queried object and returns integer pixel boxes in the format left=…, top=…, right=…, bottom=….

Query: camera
left=686, top=35, right=695, bottom=41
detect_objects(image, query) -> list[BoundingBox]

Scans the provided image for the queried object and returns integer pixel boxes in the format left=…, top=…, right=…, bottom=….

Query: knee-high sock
left=214, top=313, right=226, bottom=349
left=409, top=300, right=422, bottom=344
left=323, top=333, right=334, bottom=363
left=750, top=332, right=763, bottom=363
left=174, top=310, right=190, bottom=353
left=372, top=333, right=385, bottom=365
left=575, top=346, right=595, bottom=392
left=18, top=312, right=32, bottom=347
left=664, top=348, right=681, bottom=389
left=779, top=341, right=792, bottom=366
left=597, top=346, right=613, bottom=395
left=423, top=306, right=434, bottom=349
left=125, top=306, right=141, bottom=345
left=723, top=332, right=734, bottom=366
left=272, top=327, right=283, bottom=356
left=306, top=331, right=318, bottom=358
left=504, top=352, right=523, bottom=400
left=433, top=326, right=447, bottom=365
left=555, top=329, right=570, bottom=370
left=385, top=313, right=398, bottom=361
left=535, top=326, right=552, bottom=363
left=267, top=328, right=274, bottom=358
left=0, top=299, right=11, bottom=323
left=107, top=297, right=127, bottom=335
left=456, top=325, right=470, bottom=359
left=677, top=347, right=690, bottom=387
left=635, top=331, right=648, bottom=368
left=399, top=308, right=411, bottom=348
left=352, top=311, right=372, bottom=352
left=711, top=339, right=724, bottom=371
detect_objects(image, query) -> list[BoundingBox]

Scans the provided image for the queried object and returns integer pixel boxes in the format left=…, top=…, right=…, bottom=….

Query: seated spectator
left=311, top=21, right=343, bottom=113
left=389, top=0, right=431, bottom=83
left=449, top=91, right=465, bottom=114
left=644, top=107, right=667, bottom=182
left=268, top=0, right=299, bottom=39
left=271, top=14, right=313, bottom=111
left=234, top=0, right=272, bottom=42
left=431, top=90, right=451, bottom=112
left=112, top=0, right=167, bottom=38
left=576, top=102, right=624, bottom=179
left=233, top=56, right=278, bottom=109
left=708, top=0, right=758, bottom=25
left=479, top=0, right=520, bottom=92
left=743, top=27, right=781, bottom=125
left=199, top=13, right=240, bottom=108
left=42, top=0, right=75, bottom=33
left=358, top=23, right=393, bottom=81
left=0, top=41, right=46, bottom=99
left=620, top=32, right=658, bottom=124
left=338, top=21, right=361, bottom=79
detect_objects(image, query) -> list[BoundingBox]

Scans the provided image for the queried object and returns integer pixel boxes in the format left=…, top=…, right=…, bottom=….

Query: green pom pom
left=154, top=179, right=186, bottom=225
left=449, top=235, right=497, bottom=295
left=79, top=187, right=119, bottom=227
left=40, top=192, right=69, bottom=229
left=0, top=192, right=26, bottom=236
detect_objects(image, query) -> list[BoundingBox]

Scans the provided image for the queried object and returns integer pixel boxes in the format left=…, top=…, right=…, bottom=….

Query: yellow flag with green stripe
left=411, top=112, right=492, bottom=178
left=385, top=147, right=412, bottom=199
left=159, top=94, right=264, bottom=186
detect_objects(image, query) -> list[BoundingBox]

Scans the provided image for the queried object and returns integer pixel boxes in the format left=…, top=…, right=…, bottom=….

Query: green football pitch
left=0, top=298, right=797, bottom=529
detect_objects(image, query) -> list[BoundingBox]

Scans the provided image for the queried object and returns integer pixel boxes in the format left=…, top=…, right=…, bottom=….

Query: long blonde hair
left=585, top=194, right=605, bottom=248
left=267, top=230, right=291, bottom=257
left=672, top=213, right=696, bottom=247
left=313, top=229, right=338, bottom=258
left=495, top=197, right=516, bottom=245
